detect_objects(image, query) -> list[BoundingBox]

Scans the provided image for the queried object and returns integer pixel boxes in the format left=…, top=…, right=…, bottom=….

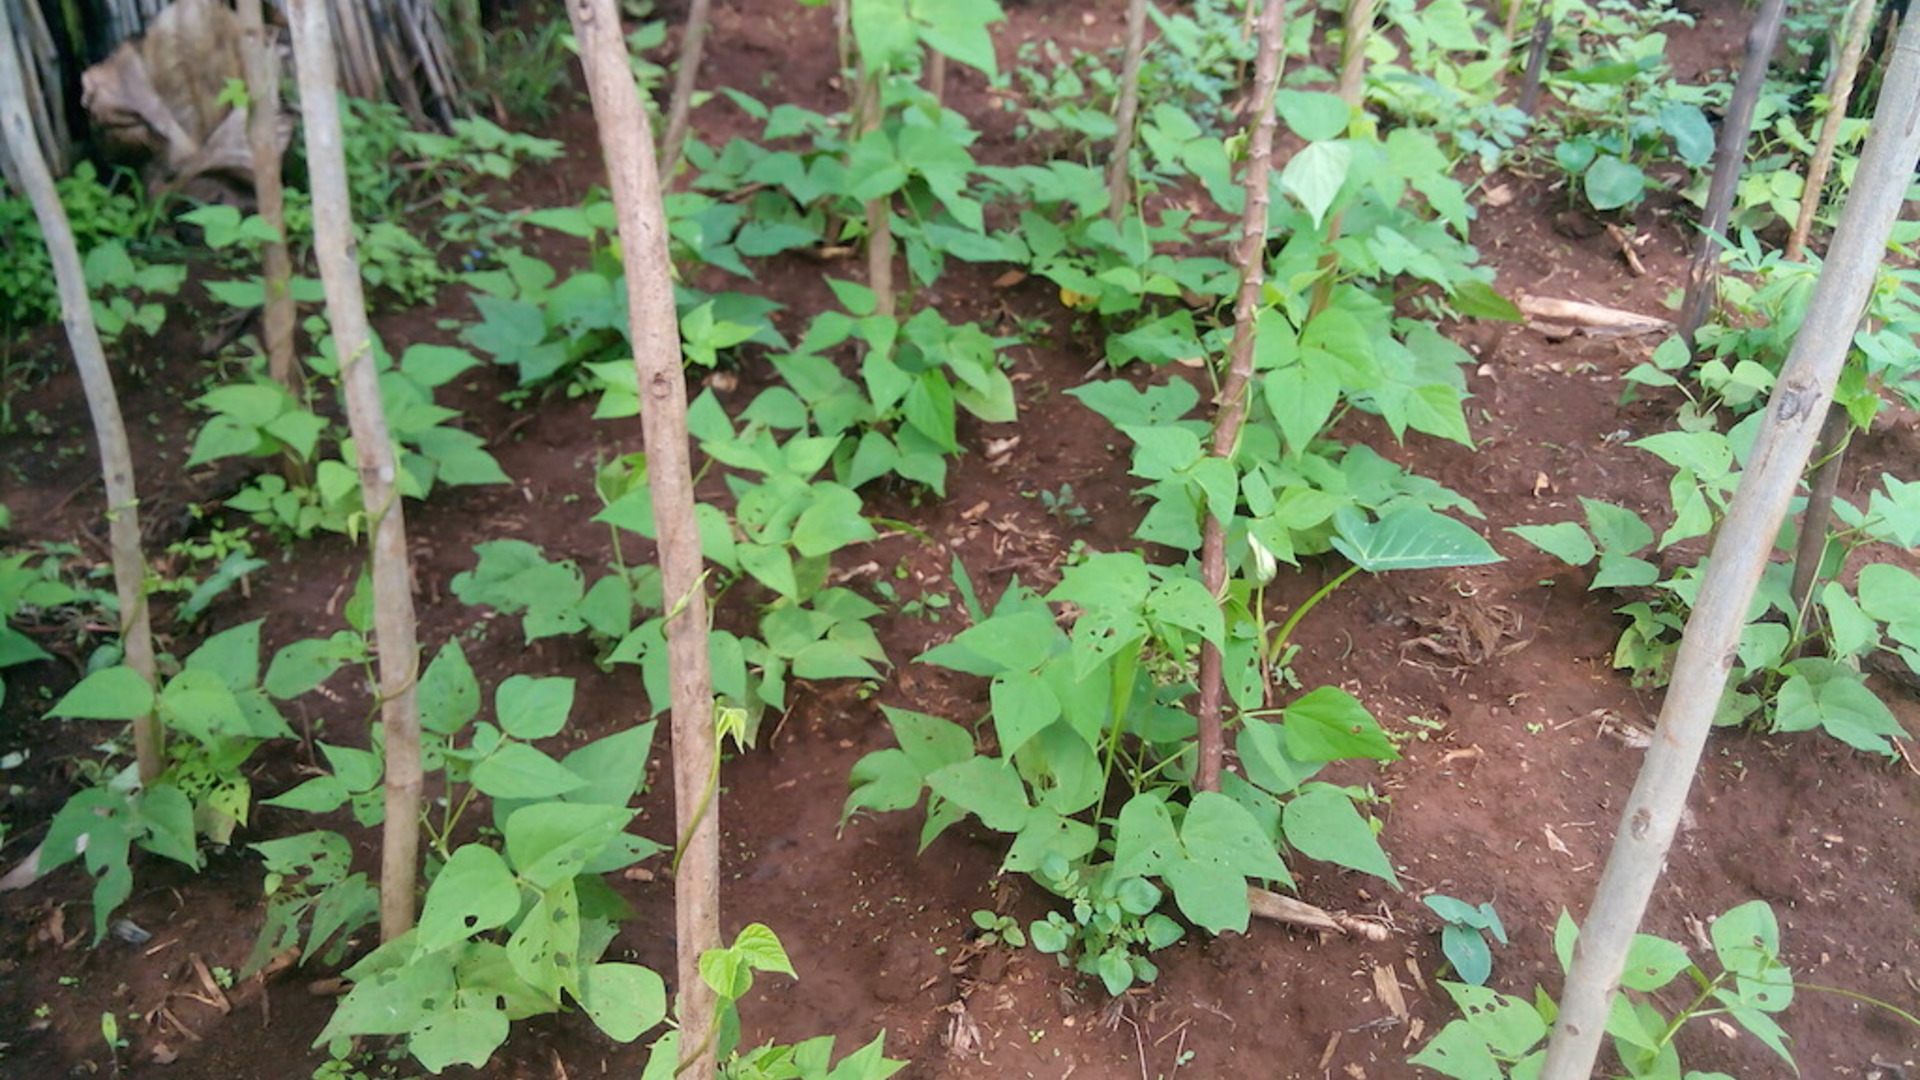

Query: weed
left=1424, top=894, right=1507, bottom=986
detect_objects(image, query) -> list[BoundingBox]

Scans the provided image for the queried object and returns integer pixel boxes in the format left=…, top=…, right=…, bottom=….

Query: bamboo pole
left=1537, top=14, right=1920, bottom=1078
left=1676, top=0, right=1789, bottom=348
left=1787, top=0, right=1878, bottom=260
left=0, top=1, right=160, bottom=783
left=238, top=0, right=298, bottom=391
left=1105, top=0, right=1149, bottom=227
left=565, top=2, right=720, bottom=1077
left=660, top=0, right=712, bottom=181
left=287, top=0, right=425, bottom=943
left=1195, top=0, right=1287, bottom=795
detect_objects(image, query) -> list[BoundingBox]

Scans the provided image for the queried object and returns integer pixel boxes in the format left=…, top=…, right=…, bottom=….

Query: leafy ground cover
left=0, top=0, right=1916, bottom=1078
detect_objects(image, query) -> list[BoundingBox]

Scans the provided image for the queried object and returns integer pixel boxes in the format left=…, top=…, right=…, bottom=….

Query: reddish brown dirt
left=2, top=2, right=1916, bottom=1079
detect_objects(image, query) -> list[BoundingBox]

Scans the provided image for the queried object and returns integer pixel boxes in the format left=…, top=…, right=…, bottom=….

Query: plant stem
left=1269, top=565, right=1360, bottom=667
left=1196, top=0, right=1287, bottom=795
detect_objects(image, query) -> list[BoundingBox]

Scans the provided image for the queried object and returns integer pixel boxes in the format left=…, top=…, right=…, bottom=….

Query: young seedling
left=1423, top=894, right=1507, bottom=986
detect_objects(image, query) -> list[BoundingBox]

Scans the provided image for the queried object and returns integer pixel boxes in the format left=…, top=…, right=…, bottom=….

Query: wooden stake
left=0, top=0, right=159, bottom=782
left=288, top=0, right=425, bottom=943
left=660, top=0, right=712, bottom=182
left=566, top=3, right=720, bottom=1077
left=1196, top=0, right=1287, bottom=794
left=1676, top=0, right=1789, bottom=348
left=1787, top=0, right=1878, bottom=260
left=237, top=0, right=298, bottom=391
left=1537, top=14, right=1920, bottom=1077
left=1105, top=0, right=1148, bottom=226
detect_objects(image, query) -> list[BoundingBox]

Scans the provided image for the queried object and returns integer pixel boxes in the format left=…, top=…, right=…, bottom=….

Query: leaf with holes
left=415, top=845, right=520, bottom=955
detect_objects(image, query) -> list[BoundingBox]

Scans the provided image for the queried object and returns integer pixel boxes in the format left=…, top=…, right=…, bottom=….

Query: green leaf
left=1440, top=982, right=1549, bottom=1057
left=1583, top=154, right=1647, bottom=211
left=261, top=775, right=349, bottom=813
left=577, top=962, right=668, bottom=1042
left=988, top=669, right=1059, bottom=756
left=159, top=668, right=251, bottom=746
left=926, top=756, right=1030, bottom=833
left=266, top=633, right=362, bottom=699
left=409, top=1007, right=510, bottom=1072
left=882, top=707, right=976, bottom=776
left=1409, top=1017, right=1503, bottom=1079
left=1619, top=933, right=1692, bottom=991
left=1110, top=792, right=1180, bottom=879
left=1658, top=103, right=1715, bottom=167
left=1774, top=662, right=1906, bottom=757
left=1509, top=522, right=1597, bottom=567
left=1281, top=141, right=1353, bottom=228
left=914, top=0, right=1004, bottom=76
left=1264, top=363, right=1341, bottom=456
left=419, top=640, right=481, bottom=736
left=1282, top=785, right=1399, bottom=887
left=559, top=723, right=656, bottom=807
left=792, top=483, right=877, bottom=557
left=1440, top=924, right=1493, bottom=985
left=416, top=845, right=520, bottom=954
left=504, top=803, right=636, bottom=889
left=1331, top=507, right=1501, bottom=572
left=1283, top=686, right=1397, bottom=762
left=472, top=743, right=588, bottom=800
left=52, top=665, right=155, bottom=720
left=731, top=922, right=798, bottom=977
left=1180, top=791, right=1286, bottom=880
left=850, top=0, right=917, bottom=70
left=1450, top=280, right=1523, bottom=322
left=845, top=750, right=925, bottom=822
left=919, top=609, right=1060, bottom=675
left=1710, top=900, right=1782, bottom=979
left=1274, top=90, right=1350, bottom=142
left=507, top=876, right=581, bottom=998
left=496, top=675, right=575, bottom=740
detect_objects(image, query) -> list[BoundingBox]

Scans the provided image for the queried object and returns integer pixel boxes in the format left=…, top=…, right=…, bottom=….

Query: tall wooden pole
left=1105, top=0, right=1149, bottom=226
left=1195, top=0, right=1287, bottom=794
left=566, top=2, right=720, bottom=1076
left=1537, top=14, right=1920, bottom=1078
left=1676, top=0, right=1789, bottom=346
left=288, top=0, right=425, bottom=942
left=237, top=0, right=299, bottom=389
left=0, top=1, right=160, bottom=783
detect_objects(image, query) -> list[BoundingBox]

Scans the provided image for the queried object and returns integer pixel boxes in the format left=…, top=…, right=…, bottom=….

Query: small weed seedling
left=970, top=909, right=1028, bottom=949
left=1423, top=894, right=1507, bottom=986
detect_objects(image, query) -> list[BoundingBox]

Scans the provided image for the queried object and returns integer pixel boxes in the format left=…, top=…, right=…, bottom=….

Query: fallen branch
left=1516, top=294, right=1672, bottom=335
left=1248, top=886, right=1391, bottom=940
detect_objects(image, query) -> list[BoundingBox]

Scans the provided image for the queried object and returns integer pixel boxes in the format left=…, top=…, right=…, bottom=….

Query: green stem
left=1267, top=563, right=1360, bottom=666
left=1795, top=982, right=1920, bottom=1028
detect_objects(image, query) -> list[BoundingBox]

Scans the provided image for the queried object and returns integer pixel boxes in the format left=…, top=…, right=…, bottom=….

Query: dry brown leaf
left=1543, top=824, right=1573, bottom=857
